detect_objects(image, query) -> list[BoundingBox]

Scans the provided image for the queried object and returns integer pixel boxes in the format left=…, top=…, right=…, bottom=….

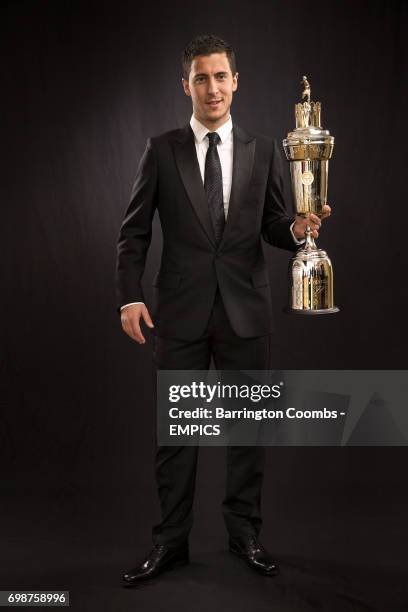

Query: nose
left=207, top=76, right=219, bottom=96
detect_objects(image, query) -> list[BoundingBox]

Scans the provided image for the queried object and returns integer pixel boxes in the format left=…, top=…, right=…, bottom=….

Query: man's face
left=182, top=52, right=238, bottom=128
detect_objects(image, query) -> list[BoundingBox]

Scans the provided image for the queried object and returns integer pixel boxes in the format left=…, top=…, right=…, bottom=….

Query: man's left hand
left=292, top=204, right=332, bottom=240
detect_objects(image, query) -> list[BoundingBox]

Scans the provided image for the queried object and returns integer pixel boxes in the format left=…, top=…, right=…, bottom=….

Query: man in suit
left=116, top=34, right=330, bottom=584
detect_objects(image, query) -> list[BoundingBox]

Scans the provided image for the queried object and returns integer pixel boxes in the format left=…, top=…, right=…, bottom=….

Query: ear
left=232, top=72, right=239, bottom=92
left=182, top=78, right=191, bottom=97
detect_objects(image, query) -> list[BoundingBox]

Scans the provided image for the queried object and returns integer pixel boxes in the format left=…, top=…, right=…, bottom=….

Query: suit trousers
left=151, top=286, right=272, bottom=546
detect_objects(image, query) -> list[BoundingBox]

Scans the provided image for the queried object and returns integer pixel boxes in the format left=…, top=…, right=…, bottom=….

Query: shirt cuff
left=120, top=302, right=144, bottom=311
left=290, top=220, right=305, bottom=245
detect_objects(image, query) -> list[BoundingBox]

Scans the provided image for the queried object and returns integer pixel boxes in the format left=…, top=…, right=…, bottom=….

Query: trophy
left=283, top=76, right=339, bottom=314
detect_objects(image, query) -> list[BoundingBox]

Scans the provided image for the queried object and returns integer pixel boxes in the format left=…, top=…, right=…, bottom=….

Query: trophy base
left=284, top=306, right=339, bottom=315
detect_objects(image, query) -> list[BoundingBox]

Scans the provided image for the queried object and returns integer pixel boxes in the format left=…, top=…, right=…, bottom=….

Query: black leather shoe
left=122, top=542, right=189, bottom=584
left=229, top=535, right=279, bottom=576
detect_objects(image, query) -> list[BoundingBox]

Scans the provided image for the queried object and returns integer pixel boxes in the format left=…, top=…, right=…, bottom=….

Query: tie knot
left=207, top=132, right=221, bottom=147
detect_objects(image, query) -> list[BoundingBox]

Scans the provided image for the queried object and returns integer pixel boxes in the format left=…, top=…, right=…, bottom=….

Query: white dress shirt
left=120, top=114, right=302, bottom=311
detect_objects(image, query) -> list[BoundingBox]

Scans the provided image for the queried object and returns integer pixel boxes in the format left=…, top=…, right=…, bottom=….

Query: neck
left=194, top=112, right=230, bottom=132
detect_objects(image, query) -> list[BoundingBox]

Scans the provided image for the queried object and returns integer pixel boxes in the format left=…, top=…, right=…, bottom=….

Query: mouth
left=207, top=99, right=223, bottom=108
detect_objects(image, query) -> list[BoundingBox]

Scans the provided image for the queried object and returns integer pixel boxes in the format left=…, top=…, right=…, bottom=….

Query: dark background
left=1, top=0, right=407, bottom=610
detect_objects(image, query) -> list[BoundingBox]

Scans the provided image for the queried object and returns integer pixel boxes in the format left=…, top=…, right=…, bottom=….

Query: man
left=116, top=34, right=330, bottom=584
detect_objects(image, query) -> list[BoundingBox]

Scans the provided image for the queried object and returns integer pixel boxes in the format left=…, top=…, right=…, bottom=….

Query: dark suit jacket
left=116, top=122, right=299, bottom=341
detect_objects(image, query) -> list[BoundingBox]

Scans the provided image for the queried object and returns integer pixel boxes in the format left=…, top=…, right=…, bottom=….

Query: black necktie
left=204, top=132, right=225, bottom=245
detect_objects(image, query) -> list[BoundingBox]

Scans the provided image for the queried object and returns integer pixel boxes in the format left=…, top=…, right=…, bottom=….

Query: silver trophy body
left=283, top=77, right=338, bottom=314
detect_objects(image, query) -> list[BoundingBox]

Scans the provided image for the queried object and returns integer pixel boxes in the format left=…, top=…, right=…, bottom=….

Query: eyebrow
left=194, top=72, right=228, bottom=78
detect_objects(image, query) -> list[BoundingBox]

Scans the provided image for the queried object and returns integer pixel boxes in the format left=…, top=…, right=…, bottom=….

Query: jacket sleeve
left=116, top=138, right=158, bottom=311
left=261, top=138, right=299, bottom=252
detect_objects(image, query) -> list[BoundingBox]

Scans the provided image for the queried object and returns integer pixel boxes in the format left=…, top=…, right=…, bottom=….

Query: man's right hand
left=120, top=304, right=154, bottom=344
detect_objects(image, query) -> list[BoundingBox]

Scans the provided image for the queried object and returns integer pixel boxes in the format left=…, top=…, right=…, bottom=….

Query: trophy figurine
left=283, top=76, right=339, bottom=314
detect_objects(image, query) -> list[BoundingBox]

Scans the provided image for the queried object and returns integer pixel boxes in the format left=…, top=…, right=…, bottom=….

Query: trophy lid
left=285, top=76, right=334, bottom=144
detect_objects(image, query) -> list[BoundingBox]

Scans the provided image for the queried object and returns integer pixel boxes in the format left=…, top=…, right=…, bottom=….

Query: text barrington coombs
left=168, top=407, right=340, bottom=421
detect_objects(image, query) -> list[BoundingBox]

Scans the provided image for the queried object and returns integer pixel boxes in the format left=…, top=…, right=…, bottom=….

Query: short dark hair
left=181, top=34, right=237, bottom=80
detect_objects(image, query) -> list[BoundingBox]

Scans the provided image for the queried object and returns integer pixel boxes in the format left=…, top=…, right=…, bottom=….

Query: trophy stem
left=303, top=224, right=317, bottom=251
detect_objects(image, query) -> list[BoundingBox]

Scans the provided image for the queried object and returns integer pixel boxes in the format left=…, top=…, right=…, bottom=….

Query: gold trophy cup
left=283, top=76, right=339, bottom=314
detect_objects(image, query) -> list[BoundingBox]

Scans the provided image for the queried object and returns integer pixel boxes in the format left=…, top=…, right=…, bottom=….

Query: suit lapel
left=171, top=122, right=256, bottom=250
left=171, top=124, right=216, bottom=247
left=219, top=124, right=256, bottom=249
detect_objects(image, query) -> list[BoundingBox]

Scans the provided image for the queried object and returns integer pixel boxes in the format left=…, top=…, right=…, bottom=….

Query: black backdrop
left=2, top=1, right=407, bottom=610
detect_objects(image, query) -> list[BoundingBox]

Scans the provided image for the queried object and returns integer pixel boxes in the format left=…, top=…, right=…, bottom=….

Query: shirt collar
left=190, top=114, right=233, bottom=144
